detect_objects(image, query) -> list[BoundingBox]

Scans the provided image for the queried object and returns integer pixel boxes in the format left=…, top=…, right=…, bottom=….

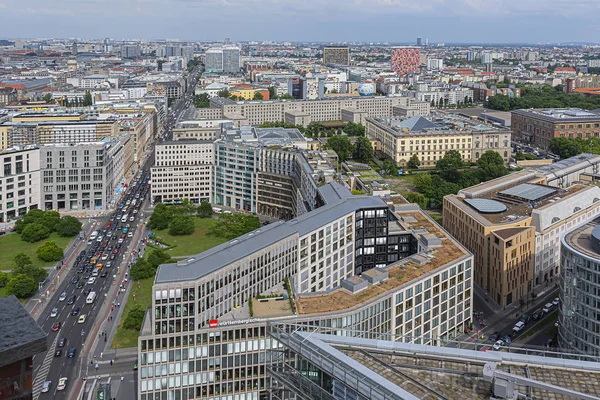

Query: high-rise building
left=72, top=41, right=78, bottom=55
left=391, top=47, right=421, bottom=76
left=222, top=45, right=241, bottom=73
left=103, top=38, right=112, bottom=53
left=204, top=48, right=223, bottom=72
left=416, top=37, right=422, bottom=47
left=481, top=52, right=494, bottom=64
left=322, top=46, right=350, bottom=66
left=121, top=44, right=141, bottom=59
left=467, top=51, right=477, bottom=61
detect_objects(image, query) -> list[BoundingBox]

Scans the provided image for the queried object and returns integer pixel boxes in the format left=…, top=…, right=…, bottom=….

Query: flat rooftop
left=513, top=108, right=600, bottom=122
left=564, top=218, right=600, bottom=260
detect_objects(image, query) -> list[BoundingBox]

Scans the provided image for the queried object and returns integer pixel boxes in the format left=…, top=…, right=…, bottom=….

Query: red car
left=113, top=249, right=119, bottom=255
left=95, top=251, right=103, bottom=257
left=101, top=242, right=108, bottom=248
left=106, top=222, right=111, bottom=229
left=51, top=321, right=61, bottom=332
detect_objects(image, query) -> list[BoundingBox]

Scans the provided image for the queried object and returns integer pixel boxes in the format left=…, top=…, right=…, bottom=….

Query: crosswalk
left=31, top=334, right=59, bottom=400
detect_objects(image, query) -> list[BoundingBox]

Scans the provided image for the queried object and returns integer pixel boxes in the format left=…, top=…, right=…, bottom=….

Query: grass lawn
left=152, top=217, right=228, bottom=257
left=111, top=276, right=154, bottom=349
left=0, top=232, right=74, bottom=271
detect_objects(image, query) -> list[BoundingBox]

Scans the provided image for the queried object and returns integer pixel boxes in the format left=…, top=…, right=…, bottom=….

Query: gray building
left=0, top=146, right=41, bottom=223
left=121, top=45, right=141, bottom=58
left=204, top=46, right=240, bottom=73
left=40, top=138, right=124, bottom=211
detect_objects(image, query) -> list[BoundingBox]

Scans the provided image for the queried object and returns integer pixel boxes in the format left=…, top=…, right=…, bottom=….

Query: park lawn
left=0, top=232, right=74, bottom=271
left=111, top=276, right=154, bottom=350
left=152, top=217, right=228, bottom=257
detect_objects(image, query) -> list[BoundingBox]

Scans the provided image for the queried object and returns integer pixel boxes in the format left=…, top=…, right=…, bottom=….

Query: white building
left=66, top=75, right=119, bottom=89
left=0, top=146, right=40, bottom=223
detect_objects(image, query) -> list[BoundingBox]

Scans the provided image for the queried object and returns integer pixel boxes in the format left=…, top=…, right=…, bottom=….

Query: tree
left=83, top=91, right=93, bottom=106
left=197, top=201, right=213, bottom=218
left=130, top=259, right=155, bottom=280
left=43, top=93, right=53, bottom=103
left=21, top=223, right=50, bottom=243
left=148, top=204, right=172, bottom=230
left=13, top=263, right=47, bottom=283
left=123, top=304, right=146, bottom=331
left=413, top=173, right=433, bottom=194
left=353, top=136, right=374, bottom=162
left=477, top=150, right=508, bottom=180
left=268, top=87, right=277, bottom=100
left=218, top=90, right=231, bottom=99
left=407, top=154, right=421, bottom=169
left=279, top=93, right=294, bottom=100
left=42, top=211, right=61, bottom=232
left=168, top=214, right=195, bottom=236
left=55, top=216, right=82, bottom=237
left=344, top=122, right=366, bottom=136
left=405, top=192, right=428, bottom=209
left=0, top=272, right=9, bottom=285
left=193, top=93, right=210, bottom=108
left=15, top=208, right=44, bottom=233
left=325, top=135, right=354, bottom=162
left=253, top=91, right=264, bottom=100
left=381, top=159, right=398, bottom=176
left=6, top=274, right=37, bottom=298
left=438, top=98, right=444, bottom=107
left=147, top=249, right=171, bottom=269
left=36, top=241, right=64, bottom=262
left=14, top=253, right=32, bottom=269
left=209, top=214, right=261, bottom=240
left=436, top=150, right=463, bottom=183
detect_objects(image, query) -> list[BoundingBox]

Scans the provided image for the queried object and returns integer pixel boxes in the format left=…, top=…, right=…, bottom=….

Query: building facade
left=391, top=47, right=421, bottom=76
left=322, top=47, right=350, bottom=66
left=0, top=146, right=41, bottom=223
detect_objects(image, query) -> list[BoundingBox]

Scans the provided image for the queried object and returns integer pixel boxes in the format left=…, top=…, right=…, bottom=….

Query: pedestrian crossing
left=31, top=334, right=59, bottom=400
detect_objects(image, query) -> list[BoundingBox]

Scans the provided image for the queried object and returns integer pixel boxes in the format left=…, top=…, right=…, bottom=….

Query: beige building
left=118, top=113, right=154, bottom=162
left=366, top=117, right=511, bottom=167
left=443, top=170, right=600, bottom=307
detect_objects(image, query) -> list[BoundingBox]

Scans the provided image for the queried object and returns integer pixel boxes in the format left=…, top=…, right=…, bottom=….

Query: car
left=50, top=307, right=59, bottom=317
left=100, top=270, right=108, bottom=278
left=128, top=232, right=133, bottom=238
left=78, top=314, right=86, bottom=324
left=107, top=231, right=113, bottom=237
left=87, top=277, right=96, bottom=285
left=76, top=281, right=85, bottom=289
left=106, top=222, right=112, bottom=229
left=513, top=321, right=525, bottom=334
left=51, top=321, right=61, bottom=332
left=532, top=309, right=544, bottom=320
left=552, top=297, right=559, bottom=306
left=67, top=348, right=76, bottom=358
left=57, top=377, right=68, bottom=391
left=59, top=292, right=67, bottom=301
left=92, top=269, right=99, bottom=277
left=77, top=267, right=85, bottom=274
left=129, top=216, right=135, bottom=222
left=71, top=307, right=80, bottom=316
left=493, top=340, right=506, bottom=351
left=71, top=276, right=80, bottom=284
left=543, top=303, right=553, bottom=313
left=110, top=254, right=117, bottom=260
left=83, top=272, right=91, bottom=280
left=123, top=227, right=129, bottom=234
left=101, top=242, right=108, bottom=249
left=120, top=234, right=126, bottom=239
left=489, top=331, right=501, bottom=342
left=54, top=349, right=62, bottom=357
left=113, top=248, right=119, bottom=255
left=58, top=337, right=66, bottom=347
left=67, top=295, right=76, bottom=305
left=97, top=235, right=103, bottom=242
left=41, top=380, right=52, bottom=393
left=118, top=238, right=124, bottom=244
left=101, top=254, right=109, bottom=261
left=519, top=314, right=531, bottom=325
left=133, top=209, right=138, bottom=214
left=106, top=261, right=112, bottom=268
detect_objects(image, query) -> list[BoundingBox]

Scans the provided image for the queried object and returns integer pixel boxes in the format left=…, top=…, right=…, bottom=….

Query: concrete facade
left=0, top=146, right=40, bottom=223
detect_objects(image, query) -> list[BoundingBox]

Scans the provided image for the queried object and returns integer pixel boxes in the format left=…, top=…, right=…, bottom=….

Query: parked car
left=552, top=297, right=559, bottom=306
left=519, top=314, right=531, bottom=325
left=493, top=340, right=506, bottom=351
left=513, top=321, right=525, bottom=334
left=543, top=303, right=553, bottom=313
left=532, top=309, right=544, bottom=321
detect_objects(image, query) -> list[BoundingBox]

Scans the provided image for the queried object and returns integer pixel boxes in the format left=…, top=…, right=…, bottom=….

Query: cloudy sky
left=1, top=0, right=598, bottom=43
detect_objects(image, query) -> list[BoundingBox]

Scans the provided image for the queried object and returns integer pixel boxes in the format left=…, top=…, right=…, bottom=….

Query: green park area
left=0, top=233, right=74, bottom=271
left=152, top=217, right=227, bottom=257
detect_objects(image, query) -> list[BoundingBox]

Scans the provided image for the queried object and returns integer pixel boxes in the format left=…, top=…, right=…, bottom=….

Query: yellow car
left=78, top=314, right=86, bottom=324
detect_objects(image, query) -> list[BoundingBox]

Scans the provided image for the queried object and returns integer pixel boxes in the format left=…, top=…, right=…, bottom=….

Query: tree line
left=486, top=85, right=600, bottom=111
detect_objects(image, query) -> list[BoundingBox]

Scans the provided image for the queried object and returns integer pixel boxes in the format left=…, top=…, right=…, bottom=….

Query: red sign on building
left=209, top=320, right=219, bottom=328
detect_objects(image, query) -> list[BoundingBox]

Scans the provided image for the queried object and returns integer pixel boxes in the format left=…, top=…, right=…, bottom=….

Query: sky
left=1, top=0, right=599, bottom=44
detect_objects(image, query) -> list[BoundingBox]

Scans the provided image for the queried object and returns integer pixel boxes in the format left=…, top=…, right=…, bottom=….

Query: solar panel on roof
left=465, top=198, right=507, bottom=213
left=498, top=184, right=557, bottom=203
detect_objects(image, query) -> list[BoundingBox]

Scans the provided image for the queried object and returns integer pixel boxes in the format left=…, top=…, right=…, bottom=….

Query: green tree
left=43, top=93, right=53, bottom=103
left=325, top=135, right=354, bottom=162
left=549, top=137, right=586, bottom=159
left=83, top=91, right=93, bottom=106
left=193, top=93, right=210, bottom=108
left=180, top=199, right=197, bottom=215
left=253, top=91, right=264, bottom=100
left=218, top=90, right=231, bottom=99
left=13, top=263, right=47, bottom=283
left=6, top=274, right=37, bottom=298
left=36, top=241, right=64, bottom=262
left=130, top=259, right=155, bottom=280
left=268, top=87, right=278, bottom=100
left=405, top=192, right=428, bottom=208
left=21, top=223, right=50, bottom=243
left=14, top=253, right=32, bottom=269
left=353, top=136, right=374, bottom=162
left=209, top=214, right=261, bottom=240
left=407, top=154, right=421, bottom=169
left=55, top=216, right=82, bottom=237
left=42, top=211, right=61, bottom=232
left=123, top=304, right=146, bottom=331
left=168, top=214, right=195, bottom=236
left=344, top=122, right=366, bottom=136
left=147, top=249, right=171, bottom=269
left=436, top=150, right=463, bottom=183
left=0, top=271, right=9, bottom=285
left=148, top=204, right=172, bottom=230
left=197, top=201, right=213, bottom=218
left=413, top=173, right=433, bottom=196
left=381, top=159, right=398, bottom=176
left=14, top=208, right=44, bottom=233
left=279, top=93, right=294, bottom=100
left=477, top=150, right=508, bottom=180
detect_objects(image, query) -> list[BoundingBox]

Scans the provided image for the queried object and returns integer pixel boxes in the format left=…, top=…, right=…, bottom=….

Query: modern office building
left=195, top=96, right=425, bottom=126
left=559, top=217, right=600, bottom=356
left=151, top=140, right=214, bottom=205
left=443, top=169, right=600, bottom=307
left=205, top=46, right=241, bottom=73
left=366, top=116, right=512, bottom=167
left=0, top=146, right=40, bottom=223
left=322, top=46, right=350, bottom=66
left=138, top=185, right=473, bottom=400
left=40, top=138, right=125, bottom=211
left=391, top=47, right=421, bottom=76
left=0, top=295, right=47, bottom=400
left=511, top=108, right=600, bottom=150
left=121, top=44, right=142, bottom=59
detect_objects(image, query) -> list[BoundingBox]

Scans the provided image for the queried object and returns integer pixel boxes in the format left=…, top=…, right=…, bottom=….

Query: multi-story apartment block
left=121, top=44, right=141, bottom=59
left=196, top=96, right=423, bottom=126
left=512, top=108, right=600, bottom=150
left=205, top=46, right=241, bottom=73
left=40, top=138, right=125, bottom=211
left=66, top=75, right=119, bottom=89
left=151, top=140, right=214, bottom=204
left=366, top=117, right=511, bottom=167
left=138, top=184, right=473, bottom=400
left=443, top=169, right=600, bottom=307
left=0, top=146, right=40, bottom=223
left=0, top=87, right=18, bottom=106
left=391, top=47, right=421, bottom=76
left=322, top=46, right=350, bottom=66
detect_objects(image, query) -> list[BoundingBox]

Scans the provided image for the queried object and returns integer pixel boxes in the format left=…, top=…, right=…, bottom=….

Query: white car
left=57, top=377, right=67, bottom=391
left=513, top=321, right=525, bottom=333
left=87, top=277, right=96, bottom=285
left=128, top=232, right=133, bottom=238
left=92, top=269, right=99, bottom=277
left=101, top=254, right=109, bottom=261
left=50, top=307, right=59, bottom=318
left=543, top=302, right=553, bottom=313
left=552, top=297, right=559, bottom=306
left=78, top=314, right=87, bottom=324
left=58, top=292, right=67, bottom=301
left=41, top=380, right=52, bottom=393
left=493, top=340, right=505, bottom=351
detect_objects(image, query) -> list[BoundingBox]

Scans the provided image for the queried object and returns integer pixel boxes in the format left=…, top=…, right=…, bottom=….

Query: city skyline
left=0, top=0, right=599, bottom=44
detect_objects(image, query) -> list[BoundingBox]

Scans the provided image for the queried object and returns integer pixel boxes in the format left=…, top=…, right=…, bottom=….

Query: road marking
left=32, top=334, right=60, bottom=400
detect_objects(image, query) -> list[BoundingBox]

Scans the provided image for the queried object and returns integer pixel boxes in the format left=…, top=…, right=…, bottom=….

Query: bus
left=86, top=292, right=97, bottom=304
